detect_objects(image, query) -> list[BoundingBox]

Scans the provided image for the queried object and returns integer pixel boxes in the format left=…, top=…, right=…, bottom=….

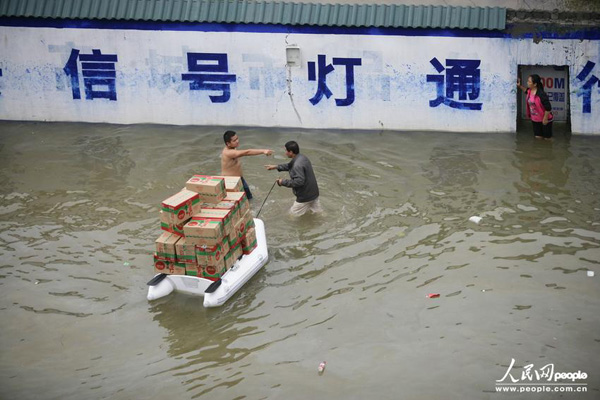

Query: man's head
left=224, top=130, right=239, bottom=148
left=284, top=141, right=299, bottom=158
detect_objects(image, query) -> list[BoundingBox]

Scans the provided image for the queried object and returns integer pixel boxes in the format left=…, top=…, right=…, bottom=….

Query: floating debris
left=318, top=361, right=326, bottom=374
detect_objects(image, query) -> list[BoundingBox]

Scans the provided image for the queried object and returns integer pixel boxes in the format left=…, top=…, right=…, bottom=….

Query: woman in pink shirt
left=517, top=74, right=554, bottom=140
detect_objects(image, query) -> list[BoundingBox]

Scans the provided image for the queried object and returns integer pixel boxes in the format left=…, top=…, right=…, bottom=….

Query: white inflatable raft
left=147, top=218, right=268, bottom=307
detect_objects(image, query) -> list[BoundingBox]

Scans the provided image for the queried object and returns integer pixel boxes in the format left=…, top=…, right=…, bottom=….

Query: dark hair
left=223, top=130, right=237, bottom=144
left=529, top=74, right=545, bottom=92
left=285, top=140, right=299, bottom=155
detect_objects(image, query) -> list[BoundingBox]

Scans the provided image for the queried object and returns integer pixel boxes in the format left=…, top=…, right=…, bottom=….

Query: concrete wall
left=0, top=24, right=598, bottom=134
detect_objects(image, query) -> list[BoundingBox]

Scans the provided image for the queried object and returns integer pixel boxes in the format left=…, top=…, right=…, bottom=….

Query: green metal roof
left=0, top=0, right=506, bottom=30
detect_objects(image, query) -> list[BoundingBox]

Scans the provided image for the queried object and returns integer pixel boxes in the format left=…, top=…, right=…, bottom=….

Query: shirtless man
left=221, top=130, right=273, bottom=200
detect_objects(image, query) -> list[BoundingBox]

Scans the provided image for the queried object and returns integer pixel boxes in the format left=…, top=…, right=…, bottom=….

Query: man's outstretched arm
left=225, top=148, right=273, bottom=158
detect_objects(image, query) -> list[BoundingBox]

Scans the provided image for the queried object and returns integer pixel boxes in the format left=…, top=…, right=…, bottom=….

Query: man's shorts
left=241, top=177, right=253, bottom=200
left=289, top=198, right=322, bottom=216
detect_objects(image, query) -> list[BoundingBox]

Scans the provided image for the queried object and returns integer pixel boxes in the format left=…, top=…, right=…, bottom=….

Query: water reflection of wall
left=421, top=145, right=486, bottom=222
left=149, top=286, right=263, bottom=357
left=514, top=134, right=571, bottom=196
left=75, top=134, right=136, bottom=186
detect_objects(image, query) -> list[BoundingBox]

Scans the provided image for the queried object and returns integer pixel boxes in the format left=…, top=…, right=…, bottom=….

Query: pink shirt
left=527, top=90, right=543, bottom=122
left=526, top=90, right=552, bottom=123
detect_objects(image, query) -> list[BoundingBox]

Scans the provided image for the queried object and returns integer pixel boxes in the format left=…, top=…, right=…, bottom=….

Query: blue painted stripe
left=1, top=17, right=599, bottom=40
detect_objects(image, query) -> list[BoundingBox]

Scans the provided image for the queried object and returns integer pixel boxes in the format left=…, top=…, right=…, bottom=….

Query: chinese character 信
left=576, top=61, right=600, bottom=113
left=427, top=57, right=482, bottom=110
left=63, top=49, right=118, bottom=101
left=307, top=55, right=362, bottom=106
left=181, top=53, right=236, bottom=103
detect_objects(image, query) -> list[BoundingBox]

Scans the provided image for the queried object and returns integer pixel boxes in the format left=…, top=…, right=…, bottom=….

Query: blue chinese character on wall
left=64, top=49, right=118, bottom=101
left=182, top=53, right=236, bottom=103
left=576, top=61, right=599, bottom=114
left=427, top=58, right=482, bottom=110
left=308, top=55, right=362, bottom=106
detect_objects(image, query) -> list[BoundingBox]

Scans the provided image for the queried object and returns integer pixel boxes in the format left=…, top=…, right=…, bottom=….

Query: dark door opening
left=517, top=65, right=571, bottom=134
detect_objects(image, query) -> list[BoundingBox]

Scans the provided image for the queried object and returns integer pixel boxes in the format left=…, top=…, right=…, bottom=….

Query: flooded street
left=0, top=121, right=599, bottom=399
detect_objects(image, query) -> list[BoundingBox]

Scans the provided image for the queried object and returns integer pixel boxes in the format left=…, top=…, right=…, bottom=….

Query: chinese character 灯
left=63, top=49, right=118, bottom=101
left=576, top=61, right=599, bottom=113
left=181, top=53, right=236, bottom=103
left=427, top=57, right=482, bottom=110
left=307, top=55, right=362, bottom=106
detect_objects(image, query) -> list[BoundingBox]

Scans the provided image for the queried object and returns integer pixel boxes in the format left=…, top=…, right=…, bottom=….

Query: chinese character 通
left=63, top=49, right=118, bottom=101
left=427, top=57, right=482, bottom=110
left=181, top=53, right=236, bottom=103
left=307, top=55, right=362, bottom=106
left=576, top=61, right=599, bottom=113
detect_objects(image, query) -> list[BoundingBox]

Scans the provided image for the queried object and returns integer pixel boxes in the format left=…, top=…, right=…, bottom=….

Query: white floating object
left=147, top=218, right=269, bottom=307
left=469, top=216, right=482, bottom=224
left=318, top=361, right=326, bottom=373
left=588, top=271, right=595, bottom=277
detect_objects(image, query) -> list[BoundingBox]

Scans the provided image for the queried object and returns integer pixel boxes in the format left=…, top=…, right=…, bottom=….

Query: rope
left=256, top=180, right=278, bottom=218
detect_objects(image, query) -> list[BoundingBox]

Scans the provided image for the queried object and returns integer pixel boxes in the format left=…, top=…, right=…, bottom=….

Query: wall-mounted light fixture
left=286, top=45, right=301, bottom=67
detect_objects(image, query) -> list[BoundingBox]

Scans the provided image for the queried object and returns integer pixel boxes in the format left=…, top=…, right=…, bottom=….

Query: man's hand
left=276, top=178, right=283, bottom=186
left=264, top=150, right=273, bottom=156
left=264, top=164, right=277, bottom=170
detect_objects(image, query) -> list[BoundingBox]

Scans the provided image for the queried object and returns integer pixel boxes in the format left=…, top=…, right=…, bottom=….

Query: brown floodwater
left=0, top=121, right=598, bottom=399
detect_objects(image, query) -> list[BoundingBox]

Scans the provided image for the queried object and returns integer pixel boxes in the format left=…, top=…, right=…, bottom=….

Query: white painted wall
left=0, top=26, right=598, bottom=134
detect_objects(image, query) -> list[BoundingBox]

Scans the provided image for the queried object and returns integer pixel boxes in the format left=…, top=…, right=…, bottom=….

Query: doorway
left=517, top=65, right=571, bottom=134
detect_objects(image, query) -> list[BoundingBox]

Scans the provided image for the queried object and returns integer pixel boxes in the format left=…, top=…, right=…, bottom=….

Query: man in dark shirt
left=265, top=140, right=322, bottom=216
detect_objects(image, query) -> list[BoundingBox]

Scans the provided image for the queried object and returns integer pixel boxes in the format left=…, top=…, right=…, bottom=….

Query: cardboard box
left=202, top=264, right=227, bottom=280
left=183, top=218, right=224, bottom=246
left=160, top=211, right=186, bottom=236
left=226, top=241, right=243, bottom=269
left=241, top=227, right=257, bottom=255
left=224, top=191, right=250, bottom=218
left=212, top=175, right=244, bottom=192
left=185, top=175, right=226, bottom=204
left=161, top=189, right=201, bottom=225
left=194, top=209, right=234, bottom=236
left=174, top=236, right=197, bottom=264
left=154, top=255, right=186, bottom=275
left=200, top=200, right=239, bottom=226
left=196, top=240, right=230, bottom=267
left=155, top=231, right=180, bottom=261
left=233, top=210, right=255, bottom=240
left=185, top=263, right=203, bottom=276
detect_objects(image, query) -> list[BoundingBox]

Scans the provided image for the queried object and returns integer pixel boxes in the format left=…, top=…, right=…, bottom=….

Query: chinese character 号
left=307, top=55, right=362, bottom=106
left=182, top=53, right=236, bottom=103
left=427, top=57, right=482, bottom=110
left=64, top=49, right=118, bottom=101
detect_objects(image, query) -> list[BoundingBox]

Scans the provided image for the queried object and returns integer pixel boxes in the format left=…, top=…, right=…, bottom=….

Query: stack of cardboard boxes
left=153, top=175, right=258, bottom=280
